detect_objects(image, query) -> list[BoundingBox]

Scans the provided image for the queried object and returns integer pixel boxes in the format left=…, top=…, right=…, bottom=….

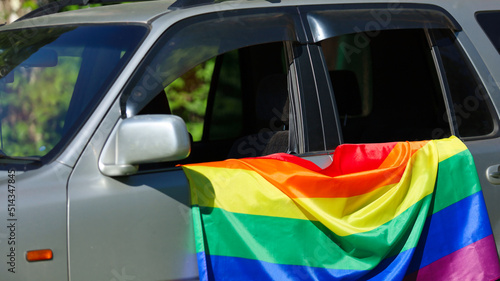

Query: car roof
left=0, top=0, right=495, bottom=31
left=0, top=0, right=284, bottom=30
left=1, top=1, right=173, bottom=30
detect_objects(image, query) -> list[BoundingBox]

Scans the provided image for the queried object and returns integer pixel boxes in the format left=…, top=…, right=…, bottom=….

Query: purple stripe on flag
left=404, top=235, right=500, bottom=281
left=407, top=192, right=492, bottom=272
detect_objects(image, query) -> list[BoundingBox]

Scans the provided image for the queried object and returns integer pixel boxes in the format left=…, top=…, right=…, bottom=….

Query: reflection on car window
left=0, top=25, right=147, bottom=160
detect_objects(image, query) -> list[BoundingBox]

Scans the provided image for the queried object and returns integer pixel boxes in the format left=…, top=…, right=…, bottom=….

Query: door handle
left=486, top=164, right=500, bottom=185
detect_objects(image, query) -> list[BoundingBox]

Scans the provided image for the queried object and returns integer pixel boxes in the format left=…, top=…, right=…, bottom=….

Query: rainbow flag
left=183, top=136, right=500, bottom=280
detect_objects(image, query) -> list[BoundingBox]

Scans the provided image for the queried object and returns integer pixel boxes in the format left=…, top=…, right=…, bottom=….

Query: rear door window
left=432, top=29, right=495, bottom=138
left=320, top=28, right=450, bottom=143
left=302, top=4, right=496, bottom=144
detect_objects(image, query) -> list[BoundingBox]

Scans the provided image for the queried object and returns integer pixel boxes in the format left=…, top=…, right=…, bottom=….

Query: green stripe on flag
left=197, top=194, right=432, bottom=270
left=433, top=150, right=481, bottom=213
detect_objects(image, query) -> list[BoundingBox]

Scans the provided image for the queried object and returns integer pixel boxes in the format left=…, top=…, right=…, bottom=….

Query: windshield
left=0, top=24, right=147, bottom=164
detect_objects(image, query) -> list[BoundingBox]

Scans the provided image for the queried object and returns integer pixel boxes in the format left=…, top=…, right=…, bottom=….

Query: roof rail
left=168, top=0, right=216, bottom=9
left=15, top=0, right=279, bottom=21
left=168, top=0, right=279, bottom=9
left=15, top=0, right=142, bottom=22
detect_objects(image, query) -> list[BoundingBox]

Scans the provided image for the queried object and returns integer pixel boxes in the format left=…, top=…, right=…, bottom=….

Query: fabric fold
left=183, top=136, right=500, bottom=280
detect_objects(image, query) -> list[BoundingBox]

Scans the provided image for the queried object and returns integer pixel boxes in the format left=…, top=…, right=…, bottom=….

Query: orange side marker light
left=26, top=249, right=53, bottom=262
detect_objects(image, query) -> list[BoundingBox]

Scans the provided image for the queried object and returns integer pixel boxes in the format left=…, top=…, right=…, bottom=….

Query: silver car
left=0, top=0, right=500, bottom=280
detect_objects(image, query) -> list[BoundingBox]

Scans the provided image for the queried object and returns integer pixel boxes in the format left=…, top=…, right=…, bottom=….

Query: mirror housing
left=99, top=115, right=191, bottom=176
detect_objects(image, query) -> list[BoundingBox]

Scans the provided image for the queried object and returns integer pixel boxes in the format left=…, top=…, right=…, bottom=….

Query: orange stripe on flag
left=189, top=141, right=428, bottom=198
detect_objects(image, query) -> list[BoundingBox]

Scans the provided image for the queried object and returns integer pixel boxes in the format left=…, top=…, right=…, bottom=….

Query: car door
left=300, top=2, right=500, bottom=257
left=461, top=8, right=500, bottom=257
left=67, top=6, right=311, bottom=281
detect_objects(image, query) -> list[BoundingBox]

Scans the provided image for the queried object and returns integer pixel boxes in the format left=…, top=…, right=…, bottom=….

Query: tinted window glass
left=165, top=58, right=216, bottom=141
left=434, top=29, right=495, bottom=137
left=206, top=50, right=243, bottom=141
left=164, top=50, right=245, bottom=143
left=476, top=12, right=500, bottom=54
left=322, top=29, right=450, bottom=143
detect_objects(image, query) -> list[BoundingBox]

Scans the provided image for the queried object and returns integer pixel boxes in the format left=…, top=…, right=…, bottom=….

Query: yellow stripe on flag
left=186, top=141, right=440, bottom=236
left=435, top=136, right=467, bottom=162
left=188, top=165, right=311, bottom=221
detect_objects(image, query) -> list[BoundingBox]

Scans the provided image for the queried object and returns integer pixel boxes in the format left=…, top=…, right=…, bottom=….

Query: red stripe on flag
left=188, top=141, right=429, bottom=198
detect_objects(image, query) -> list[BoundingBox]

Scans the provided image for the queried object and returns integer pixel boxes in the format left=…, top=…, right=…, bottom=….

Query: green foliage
left=21, top=0, right=38, bottom=11
left=0, top=57, right=79, bottom=156
left=61, top=3, right=103, bottom=11
left=0, top=26, right=79, bottom=157
left=165, top=58, right=215, bottom=141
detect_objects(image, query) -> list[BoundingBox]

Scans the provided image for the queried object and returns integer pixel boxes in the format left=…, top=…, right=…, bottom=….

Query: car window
left=123, top=9, right=300, bottom=116
left=160, top=43, right=289, bottom=164
left=164, top=49, right=245, bottom=143
left=476, top=11, right=500, bottom=55
left=164, top=57, right=216, bottom=142
left=321, top=29, right=450, bottom=143
left=125, top=10, right=299, bottom=165
left=432, top=29, right=495, bottom=138
left=0, top=25, right=147, bottom=165
left=204, top=49, right=242, bottom=141
left=306, top=5, right=495, bottom=144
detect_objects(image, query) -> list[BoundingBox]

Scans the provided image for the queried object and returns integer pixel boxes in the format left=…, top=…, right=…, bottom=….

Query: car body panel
left=0, top=163, right=70, bottom=280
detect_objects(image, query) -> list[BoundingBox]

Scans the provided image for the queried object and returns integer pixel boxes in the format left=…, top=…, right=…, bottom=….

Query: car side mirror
left=99, top=115, right=191, bottom=176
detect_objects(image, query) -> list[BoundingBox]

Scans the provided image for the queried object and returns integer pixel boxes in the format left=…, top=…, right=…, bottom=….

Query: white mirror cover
left=116, top=115, right=191, bottom=165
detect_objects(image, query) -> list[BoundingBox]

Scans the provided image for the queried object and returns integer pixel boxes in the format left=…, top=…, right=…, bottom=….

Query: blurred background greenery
left=1, top=0, right=107, bottom=23
left=1, top=0, right=41, bottom=23
left=166, top=59, right=215, bottom=142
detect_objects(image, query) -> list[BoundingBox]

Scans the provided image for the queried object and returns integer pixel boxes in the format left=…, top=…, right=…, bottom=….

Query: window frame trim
left=298, top=3, right=462, bottom=45
left=425, top=28, right=459, bottom=137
